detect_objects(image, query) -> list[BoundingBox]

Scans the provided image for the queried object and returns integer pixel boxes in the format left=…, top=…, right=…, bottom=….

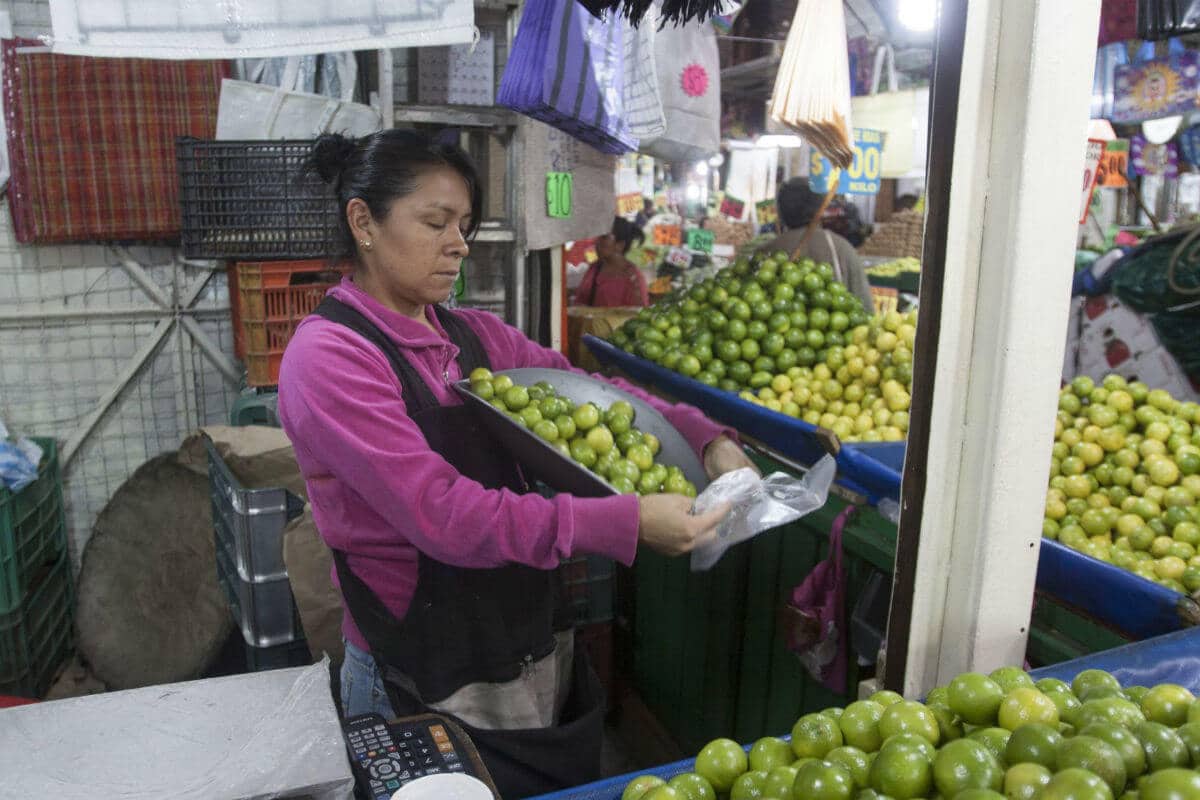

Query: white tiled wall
left=0, top=0, right=240, bottom=569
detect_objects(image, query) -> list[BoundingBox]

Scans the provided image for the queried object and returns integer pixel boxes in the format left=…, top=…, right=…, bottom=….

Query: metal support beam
left=0, top=306, right=230, bottom=324
left=61, top=318, right=175, bottom=467
left=179, top=316, right=242, bottom=385
left=377, top=48, right=395, bottom=127
left=113, top=247, right=172, bottom=309
left=891, top=0, right=1102, bottom=695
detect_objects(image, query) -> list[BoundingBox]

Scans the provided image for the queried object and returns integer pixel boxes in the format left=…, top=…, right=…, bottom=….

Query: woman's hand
left=637, top=494, right=730, bottom=556
left=703, top=435, right=760, bottom=480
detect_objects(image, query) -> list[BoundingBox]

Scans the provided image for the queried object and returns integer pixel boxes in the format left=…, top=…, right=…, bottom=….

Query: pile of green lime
left=607, top=253, right=916, bottom=442
left=611, top=253, right=871, bottom=390
left=468, top=369, right=698, bottom=497
left=1044, top=374, right=1200, bottom=595
left=622, top=667, right=1200, bottom=800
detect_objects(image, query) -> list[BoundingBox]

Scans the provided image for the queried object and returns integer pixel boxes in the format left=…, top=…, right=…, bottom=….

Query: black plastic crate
left=176, top=137, right=339, bottom=260
left=244, top=636, right=312, bottom=673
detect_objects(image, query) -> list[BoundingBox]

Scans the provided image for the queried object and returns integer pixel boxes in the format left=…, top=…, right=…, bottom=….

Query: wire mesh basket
left=176, top=138, right=339, bottom=260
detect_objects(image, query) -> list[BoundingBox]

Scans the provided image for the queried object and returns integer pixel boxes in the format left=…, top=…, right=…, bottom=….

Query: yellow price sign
left=616, top=193, right=642, bottom=216
left=810, top=129, right=884, bottom=195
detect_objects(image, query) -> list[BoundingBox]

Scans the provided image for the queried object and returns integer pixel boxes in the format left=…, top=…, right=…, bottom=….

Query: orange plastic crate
left=235, top=260, right=351, bottom=387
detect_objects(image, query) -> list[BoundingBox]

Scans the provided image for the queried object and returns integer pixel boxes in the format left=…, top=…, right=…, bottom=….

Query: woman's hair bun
left=308, top=133, right=360, bottom=184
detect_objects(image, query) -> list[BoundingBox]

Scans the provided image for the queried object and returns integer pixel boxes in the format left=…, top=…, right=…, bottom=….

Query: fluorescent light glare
left=757, top=134, right=805, bottom=149
left=898, top=0, right=936, bottom=32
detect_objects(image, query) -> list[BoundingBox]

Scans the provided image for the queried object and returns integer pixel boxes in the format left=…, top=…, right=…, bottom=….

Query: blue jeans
left=341, top=639, right=397, bottom=719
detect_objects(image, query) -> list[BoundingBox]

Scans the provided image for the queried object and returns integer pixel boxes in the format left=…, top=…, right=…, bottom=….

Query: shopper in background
left=574, top=216, right=650, bottom=307
left=277, top=130, right=750, bottom=797
left=761, top=178, right=874, bottom=309
left=634, top=196, right=655, bottom=228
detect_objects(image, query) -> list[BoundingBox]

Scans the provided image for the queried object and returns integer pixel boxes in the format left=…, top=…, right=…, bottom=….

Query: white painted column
left=902, top=0, right=1102, bottom=694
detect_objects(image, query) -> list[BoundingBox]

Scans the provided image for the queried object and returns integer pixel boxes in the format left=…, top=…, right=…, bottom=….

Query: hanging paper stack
left=497, top=0, right=637, bottom=154
left=769, top=0, right=855, bottom=168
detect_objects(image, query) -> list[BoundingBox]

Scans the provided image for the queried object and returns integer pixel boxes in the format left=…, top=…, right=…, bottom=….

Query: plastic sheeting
left=47, top=0, right=475, bottom=59
left=1032, top=626, right=1200, bottom=692
left=0, top=658, right=354, bottom=800
left=533, top=628, right=1200, bottom=800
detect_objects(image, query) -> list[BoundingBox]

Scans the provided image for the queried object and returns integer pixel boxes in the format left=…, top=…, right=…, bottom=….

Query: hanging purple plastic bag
left=783, top=506, right=855, bottom=695
left=497, top=0, right=636, bottom=153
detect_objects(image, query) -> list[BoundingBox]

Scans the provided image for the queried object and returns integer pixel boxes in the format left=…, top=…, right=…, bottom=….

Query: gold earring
left=360, top=240, right=373, bottom=251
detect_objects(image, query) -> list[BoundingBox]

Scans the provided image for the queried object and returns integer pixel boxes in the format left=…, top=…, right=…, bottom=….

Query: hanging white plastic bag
left=690, top=456, right=836, bottom=571
left=639, top=18, right=721, bottom=162
left=621, top=8, right=666, bottom=141
left=216, top=78, right=381, bottom=140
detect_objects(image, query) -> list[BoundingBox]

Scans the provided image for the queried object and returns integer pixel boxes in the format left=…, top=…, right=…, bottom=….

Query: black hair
left=895, top=194, right=919, bottom=212
left=611, top=216, right=645, bottom=254
left=307, top=130, right=483, bottom=261
left=777, top=177, right=825, bottom=230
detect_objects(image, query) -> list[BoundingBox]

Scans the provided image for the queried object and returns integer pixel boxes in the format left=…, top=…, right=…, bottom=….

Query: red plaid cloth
left=3, top=39, right=226, bottom=243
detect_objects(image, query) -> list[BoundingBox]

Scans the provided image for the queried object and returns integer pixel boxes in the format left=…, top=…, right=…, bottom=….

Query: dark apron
left=313, top=297, right=604, bottom=799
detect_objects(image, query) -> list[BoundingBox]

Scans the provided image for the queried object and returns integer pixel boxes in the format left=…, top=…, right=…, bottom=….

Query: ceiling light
left=897, top=0, right=936, bottom=32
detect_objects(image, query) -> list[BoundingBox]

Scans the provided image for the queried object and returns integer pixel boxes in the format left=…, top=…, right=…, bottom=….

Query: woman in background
left=574, top=217, right=649, bottom=307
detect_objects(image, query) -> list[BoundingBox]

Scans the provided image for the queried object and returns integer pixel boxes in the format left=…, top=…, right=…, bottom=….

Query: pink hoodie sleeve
left=456, top=310, right=738, bottom=461
left=278, top=323, right=640, bottom=567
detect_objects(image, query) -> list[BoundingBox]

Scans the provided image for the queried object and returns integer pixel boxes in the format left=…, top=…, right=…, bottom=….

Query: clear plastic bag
left=690, top=455, right=836, bottom=571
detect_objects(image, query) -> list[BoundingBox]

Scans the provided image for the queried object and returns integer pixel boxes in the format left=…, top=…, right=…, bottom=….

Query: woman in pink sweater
left=277, top=130, right=753, bottom=796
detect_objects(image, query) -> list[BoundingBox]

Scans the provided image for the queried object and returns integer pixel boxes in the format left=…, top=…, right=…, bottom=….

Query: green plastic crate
left=0, top=438, right=66, bottom=614
left=0, top=552, right=74, bottom=697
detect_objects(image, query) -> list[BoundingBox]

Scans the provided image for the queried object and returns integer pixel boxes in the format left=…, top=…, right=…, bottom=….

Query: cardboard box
left=1064, top=294, right=1199, bottom=401
left=567, top=306, right=641, bottom=373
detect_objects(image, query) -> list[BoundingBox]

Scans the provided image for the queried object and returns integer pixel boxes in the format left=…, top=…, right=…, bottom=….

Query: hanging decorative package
left=497, top=0, right=637, bottom=154
left=637, top=18, right=721, bottom=162
left=3, top=39, right=226, bottom=243
left=1111, top=51, right=1200, bottom=124
left=769, top=0, right=855, bottom=168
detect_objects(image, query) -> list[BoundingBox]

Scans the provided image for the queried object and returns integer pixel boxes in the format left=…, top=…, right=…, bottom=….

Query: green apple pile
left=622, top=666, right=1200, bottom=800
left=467, top=369, right=697, bottom=497
left=610, top=253, right=872, bottom=388
left=1043, top=375, right=1200, bottom=595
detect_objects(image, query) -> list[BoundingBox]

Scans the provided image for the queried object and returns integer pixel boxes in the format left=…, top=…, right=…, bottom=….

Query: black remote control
left=341, top=712, right=496, bottom=799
